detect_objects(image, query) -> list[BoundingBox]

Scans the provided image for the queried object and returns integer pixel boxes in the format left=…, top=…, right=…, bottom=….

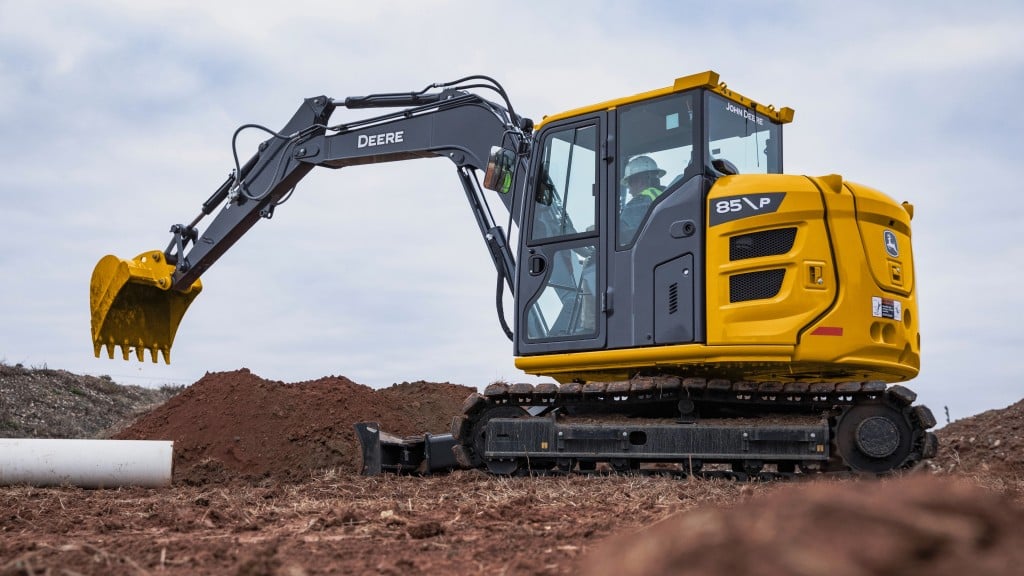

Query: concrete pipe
left=0, top=439, right=173, bottom=488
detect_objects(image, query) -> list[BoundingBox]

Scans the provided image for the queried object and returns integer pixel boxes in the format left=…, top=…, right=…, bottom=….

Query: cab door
left=516, top=116, right=606, bottom=355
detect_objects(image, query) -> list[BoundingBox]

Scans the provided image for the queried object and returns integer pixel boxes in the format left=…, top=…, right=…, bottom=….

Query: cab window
left=617, top=92, right=697, bottom=247
left=530, top=124, right=598, bottom=242
left=705, top=92, right=782, bottom=175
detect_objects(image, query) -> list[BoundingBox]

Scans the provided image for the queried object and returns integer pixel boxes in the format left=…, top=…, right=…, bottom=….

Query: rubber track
left=452, top=376, right=938, bottom=476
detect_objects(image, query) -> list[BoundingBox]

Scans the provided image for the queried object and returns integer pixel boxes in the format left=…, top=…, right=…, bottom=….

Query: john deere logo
left=884, top=230, right=899, bottom=258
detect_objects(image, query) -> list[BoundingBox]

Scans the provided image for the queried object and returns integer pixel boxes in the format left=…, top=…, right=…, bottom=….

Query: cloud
left=1, top=1, right=1022, bottom=424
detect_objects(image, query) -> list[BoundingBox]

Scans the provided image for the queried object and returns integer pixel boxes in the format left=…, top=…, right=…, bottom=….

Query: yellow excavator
left=90, top=71, right=936, bottom=478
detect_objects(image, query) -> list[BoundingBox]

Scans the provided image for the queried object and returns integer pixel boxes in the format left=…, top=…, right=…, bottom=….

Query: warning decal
left=872, top=296, right=902, bottom=321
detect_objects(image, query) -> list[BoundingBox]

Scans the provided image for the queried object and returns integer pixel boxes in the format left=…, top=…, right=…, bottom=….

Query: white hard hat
left=621, top=155, right=666, bottom=185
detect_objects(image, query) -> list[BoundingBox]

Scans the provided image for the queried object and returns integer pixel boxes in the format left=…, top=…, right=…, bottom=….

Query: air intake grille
left=730, top=269, right=785, bottom=302
left=730, top=228, right=797, bottom=261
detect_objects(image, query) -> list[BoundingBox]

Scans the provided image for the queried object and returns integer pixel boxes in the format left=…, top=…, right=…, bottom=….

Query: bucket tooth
left=89, top=251, right=202, bottom=364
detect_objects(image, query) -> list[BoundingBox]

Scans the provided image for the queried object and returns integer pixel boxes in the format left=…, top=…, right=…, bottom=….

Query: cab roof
left=536, top=70, right=795, bottom=130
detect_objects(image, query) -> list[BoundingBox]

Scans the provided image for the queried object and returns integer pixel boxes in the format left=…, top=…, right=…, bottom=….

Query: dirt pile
left=0, top=362, right=177, bottom=439
left=113, top=368, right=474, bottom=482
left=584, top=474, right=1024, bottom=576
left=933, top=399, right=1024, bottom=476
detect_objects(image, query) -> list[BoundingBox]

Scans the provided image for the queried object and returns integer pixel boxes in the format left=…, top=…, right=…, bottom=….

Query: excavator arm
left=90, top=77, right=532, bottom=363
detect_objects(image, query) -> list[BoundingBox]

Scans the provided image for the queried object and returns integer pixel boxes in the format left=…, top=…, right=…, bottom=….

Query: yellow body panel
left=792, top=178, right=919, bottom=378
left=517, top=174, right=919, bottom=384
left=515, top=343, right=793, bottom=384
left=90, top=251, right=202, bottom=363
left=535, top=70, right=794, bottom=131
left=705, top=174, right=834, bottom=346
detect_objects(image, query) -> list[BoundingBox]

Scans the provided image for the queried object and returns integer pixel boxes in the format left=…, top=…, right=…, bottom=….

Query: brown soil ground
left=583, top=474, right=1024, bottom=576
left=930, top=399, right=1024, bottom=476
left=2, top=365, right=1022, bottom=575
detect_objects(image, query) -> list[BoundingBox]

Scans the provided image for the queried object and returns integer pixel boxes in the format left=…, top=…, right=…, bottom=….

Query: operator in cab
left=619, top=155, right=666, bottom=243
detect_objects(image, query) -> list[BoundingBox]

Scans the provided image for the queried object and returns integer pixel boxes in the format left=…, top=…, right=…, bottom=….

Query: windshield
left=705, top=92, right=782, bottom=175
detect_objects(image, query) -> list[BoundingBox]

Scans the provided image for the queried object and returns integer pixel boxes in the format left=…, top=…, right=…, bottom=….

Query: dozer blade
left=354, top=422, right=461, bottom=475
left=89, top=251, right=202, bottom=364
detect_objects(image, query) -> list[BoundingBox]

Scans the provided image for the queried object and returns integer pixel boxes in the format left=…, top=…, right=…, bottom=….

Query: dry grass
left=0, top=471, right=772, bottom=575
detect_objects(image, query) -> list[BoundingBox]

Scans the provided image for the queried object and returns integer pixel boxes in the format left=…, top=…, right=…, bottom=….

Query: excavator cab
left=512, top=73, right=789, bottom=365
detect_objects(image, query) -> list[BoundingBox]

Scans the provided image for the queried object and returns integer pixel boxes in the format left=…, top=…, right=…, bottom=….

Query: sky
left=1, top=0, right=1022, bottom=425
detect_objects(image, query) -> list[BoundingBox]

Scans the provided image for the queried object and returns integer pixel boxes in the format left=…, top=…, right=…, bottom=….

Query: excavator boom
left=90, top=78, right=528, bottom=362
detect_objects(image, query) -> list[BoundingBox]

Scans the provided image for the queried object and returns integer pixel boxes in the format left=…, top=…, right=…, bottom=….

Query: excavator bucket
left=89, top=251, right=202, bottom=363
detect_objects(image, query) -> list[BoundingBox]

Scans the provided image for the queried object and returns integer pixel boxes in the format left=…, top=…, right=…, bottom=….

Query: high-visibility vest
left=640, top=187, right=663, bottom=202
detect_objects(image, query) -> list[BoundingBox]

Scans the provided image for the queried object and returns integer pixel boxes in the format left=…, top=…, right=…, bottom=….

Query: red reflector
left=811, top=326, right=843, bottom=336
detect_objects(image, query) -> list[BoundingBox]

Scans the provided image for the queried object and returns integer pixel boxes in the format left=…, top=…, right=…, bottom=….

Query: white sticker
left=872, top=296, right=902, bottom=320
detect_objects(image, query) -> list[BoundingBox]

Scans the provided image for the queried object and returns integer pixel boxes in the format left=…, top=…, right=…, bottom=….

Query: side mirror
left=483, top=147, right=516, bottom=193
left=712, top=158, right=739, bottom=176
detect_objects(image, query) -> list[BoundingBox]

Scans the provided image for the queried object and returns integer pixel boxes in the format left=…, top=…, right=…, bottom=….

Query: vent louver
left=730, top=228, right=797, bottom=261
left=730, top=269, right=785, bottom=302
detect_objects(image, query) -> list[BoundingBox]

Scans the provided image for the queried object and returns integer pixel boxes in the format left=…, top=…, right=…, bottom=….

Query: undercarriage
left=356, top=376, right=938, bottom=479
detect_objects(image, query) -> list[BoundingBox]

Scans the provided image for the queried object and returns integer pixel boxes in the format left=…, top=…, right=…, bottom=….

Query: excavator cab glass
left=705, top=92, right=782, bottom=175
left=522, top=123, right=599, bottom=341
left=616, top=91, right=699, bottom=247
left=483, top=146, right=516, bottom=194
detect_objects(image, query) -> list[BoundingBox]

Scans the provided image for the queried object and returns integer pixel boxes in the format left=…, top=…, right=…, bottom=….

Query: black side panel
left=654, top=254, right=694, bottom=344
left=607, top=175, right=706, bottom=349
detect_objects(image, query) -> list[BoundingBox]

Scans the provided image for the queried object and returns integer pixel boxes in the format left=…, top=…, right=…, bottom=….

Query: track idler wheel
left=459, top=405, right=529, bottom=473
left=833, top=399, right=917, bottom=474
